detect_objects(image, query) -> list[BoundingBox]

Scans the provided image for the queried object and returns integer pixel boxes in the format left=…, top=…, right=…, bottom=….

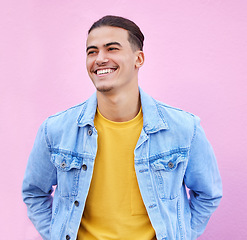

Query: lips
left=93, top=67, right=118, bottom=75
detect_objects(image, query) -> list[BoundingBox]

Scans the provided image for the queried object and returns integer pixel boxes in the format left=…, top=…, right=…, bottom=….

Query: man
left=22, top=15, right=222, bottom=240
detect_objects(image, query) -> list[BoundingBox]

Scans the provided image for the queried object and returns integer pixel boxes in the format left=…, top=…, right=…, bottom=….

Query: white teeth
left=96, top=69, right=115, bottom=75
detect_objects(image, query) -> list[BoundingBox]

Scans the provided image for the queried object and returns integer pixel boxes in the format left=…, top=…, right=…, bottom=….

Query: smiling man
left=22, top=16, right=222, bottom=240
left=86, top=24, right=144, bottom=122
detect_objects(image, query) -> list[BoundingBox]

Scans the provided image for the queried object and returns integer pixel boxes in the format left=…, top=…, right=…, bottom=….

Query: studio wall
left=1, top=0, right=246, bottom=239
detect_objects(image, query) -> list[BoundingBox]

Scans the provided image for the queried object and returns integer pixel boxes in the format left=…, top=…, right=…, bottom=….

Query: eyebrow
left=86, top=42, right=122, bottom=52
left=86, top=46, right=98, bottom=52
left=104, top=42, right=122, bottom=48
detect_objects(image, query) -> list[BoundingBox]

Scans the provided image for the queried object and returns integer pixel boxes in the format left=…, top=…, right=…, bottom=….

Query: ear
left=135, top=51, right=145, bottom=68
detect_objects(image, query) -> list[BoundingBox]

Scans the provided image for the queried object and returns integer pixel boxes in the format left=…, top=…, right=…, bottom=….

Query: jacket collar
left=76, top=92, right=97, bottom=127
left=139, top=88, right=169, bottom=133
left=77, top=87, right=169, bottom=133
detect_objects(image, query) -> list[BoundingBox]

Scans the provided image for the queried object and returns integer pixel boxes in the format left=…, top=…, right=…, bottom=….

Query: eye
left=87, top=50, right=97, bottom=56
left=87, top=51, right=94, bottom=55
left=108, top=47, right=119, bottom=51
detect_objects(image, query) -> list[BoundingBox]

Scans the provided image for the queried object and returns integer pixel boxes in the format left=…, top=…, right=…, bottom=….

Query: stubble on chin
left=96, top=86, right=113, bottom=93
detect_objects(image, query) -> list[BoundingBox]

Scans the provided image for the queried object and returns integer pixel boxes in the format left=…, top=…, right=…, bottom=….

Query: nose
left=95, top=51, right=109, bottom=65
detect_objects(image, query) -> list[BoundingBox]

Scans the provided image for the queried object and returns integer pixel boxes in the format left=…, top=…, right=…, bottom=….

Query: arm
left=184, top=116, right=222, bottom=239
left=22, top=120, right=57, bottom=240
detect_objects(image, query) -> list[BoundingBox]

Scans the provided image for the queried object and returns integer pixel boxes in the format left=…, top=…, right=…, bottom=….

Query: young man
left=22, top=15, right=222, bottom=240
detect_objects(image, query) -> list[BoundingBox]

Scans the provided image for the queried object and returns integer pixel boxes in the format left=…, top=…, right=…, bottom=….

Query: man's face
left=86, top=26, right=143, bottom=93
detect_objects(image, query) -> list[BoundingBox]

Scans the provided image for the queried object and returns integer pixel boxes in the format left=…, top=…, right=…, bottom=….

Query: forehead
left=86, top=26, right=129, bottom=47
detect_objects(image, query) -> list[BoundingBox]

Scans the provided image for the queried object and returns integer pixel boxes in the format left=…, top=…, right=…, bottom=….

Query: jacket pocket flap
left=51, top=153, right=83, bottom=171
left=150, top=153, right=186, bottom=172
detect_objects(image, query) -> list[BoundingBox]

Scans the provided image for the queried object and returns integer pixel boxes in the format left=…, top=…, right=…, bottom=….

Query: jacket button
left=88, top=129, right=93, bottom=136
left=60, top=162, right=67, bottom=168
left=168, top=161, right=174, bottom=169
left=66, top=235, right=70, bottom=240
left=74, top=200, right=79, bottom=207
left=82, top=164, right=87, bottom=171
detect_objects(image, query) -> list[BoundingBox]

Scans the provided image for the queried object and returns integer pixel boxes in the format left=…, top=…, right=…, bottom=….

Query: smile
left=94, top=68, right=117, bottom=75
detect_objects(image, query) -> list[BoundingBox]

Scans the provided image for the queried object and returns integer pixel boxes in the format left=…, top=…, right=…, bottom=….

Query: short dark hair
left=88, top=15, right=144, bottom=51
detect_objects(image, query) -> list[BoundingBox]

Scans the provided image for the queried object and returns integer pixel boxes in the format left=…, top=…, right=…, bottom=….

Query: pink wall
left=1, top=0, right=246, bottom=239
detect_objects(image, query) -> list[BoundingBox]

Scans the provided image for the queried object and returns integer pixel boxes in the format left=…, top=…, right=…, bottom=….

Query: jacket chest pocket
left=150, top=153, right=187, bottom=200
left=52, top=153, right=83, bottom=197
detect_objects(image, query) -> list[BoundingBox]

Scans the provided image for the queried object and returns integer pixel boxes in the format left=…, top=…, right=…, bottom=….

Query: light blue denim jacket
left=22, top=88, right=222, bottom=240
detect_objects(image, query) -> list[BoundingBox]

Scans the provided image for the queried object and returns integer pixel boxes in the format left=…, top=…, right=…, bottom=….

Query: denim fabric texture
left=22, top=88, right=222, bottom=240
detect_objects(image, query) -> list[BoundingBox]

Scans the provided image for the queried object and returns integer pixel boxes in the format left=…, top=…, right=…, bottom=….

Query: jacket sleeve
left=22, top=120, right=57, bottom=240
left=184, top=116, right=222, bottom=239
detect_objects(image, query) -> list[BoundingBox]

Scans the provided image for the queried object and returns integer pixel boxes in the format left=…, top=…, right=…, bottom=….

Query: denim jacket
left=22, top=88, right=222, bottom=240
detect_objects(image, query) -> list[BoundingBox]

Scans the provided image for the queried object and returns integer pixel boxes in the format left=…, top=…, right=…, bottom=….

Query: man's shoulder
left=140, top=88, right=198, bottom=123
left=43, top=98, right=92, bottom=131
left=140, top=89, right=199, bottom=134
left=149, top=100, right=202, bottom=146
left=151, top=98, right=200, bottom=135
left=154, top=98, right=198, bottom=121
left=48, top=101, right=86, bottom=122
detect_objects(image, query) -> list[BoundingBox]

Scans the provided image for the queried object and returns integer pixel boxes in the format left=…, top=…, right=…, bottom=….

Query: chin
left=96, top=86, right=114, bottom=93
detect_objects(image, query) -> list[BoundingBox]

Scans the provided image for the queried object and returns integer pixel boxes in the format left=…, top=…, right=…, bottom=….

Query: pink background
left=1, top=1, right=246, bottom=239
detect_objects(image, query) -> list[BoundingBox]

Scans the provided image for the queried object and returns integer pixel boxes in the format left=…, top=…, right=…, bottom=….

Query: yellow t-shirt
left=77, top=108, right=156, bottom=240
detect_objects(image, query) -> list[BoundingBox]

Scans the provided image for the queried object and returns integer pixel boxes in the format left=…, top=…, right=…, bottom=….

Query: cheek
left=118, top=55, right=135, bottom=69
left=86, top=59, right=93, bottom=73
left=123, top=57, right=136, bottom=72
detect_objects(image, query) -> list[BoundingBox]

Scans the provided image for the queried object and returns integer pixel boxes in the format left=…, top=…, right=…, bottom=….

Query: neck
left=96, top=86, right=141, bottom=122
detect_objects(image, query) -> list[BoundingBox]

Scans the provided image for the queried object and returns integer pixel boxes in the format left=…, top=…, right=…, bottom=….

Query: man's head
left=86, top=16, right=145, bottom=93
left=88, top=15, right=144, bottom=52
